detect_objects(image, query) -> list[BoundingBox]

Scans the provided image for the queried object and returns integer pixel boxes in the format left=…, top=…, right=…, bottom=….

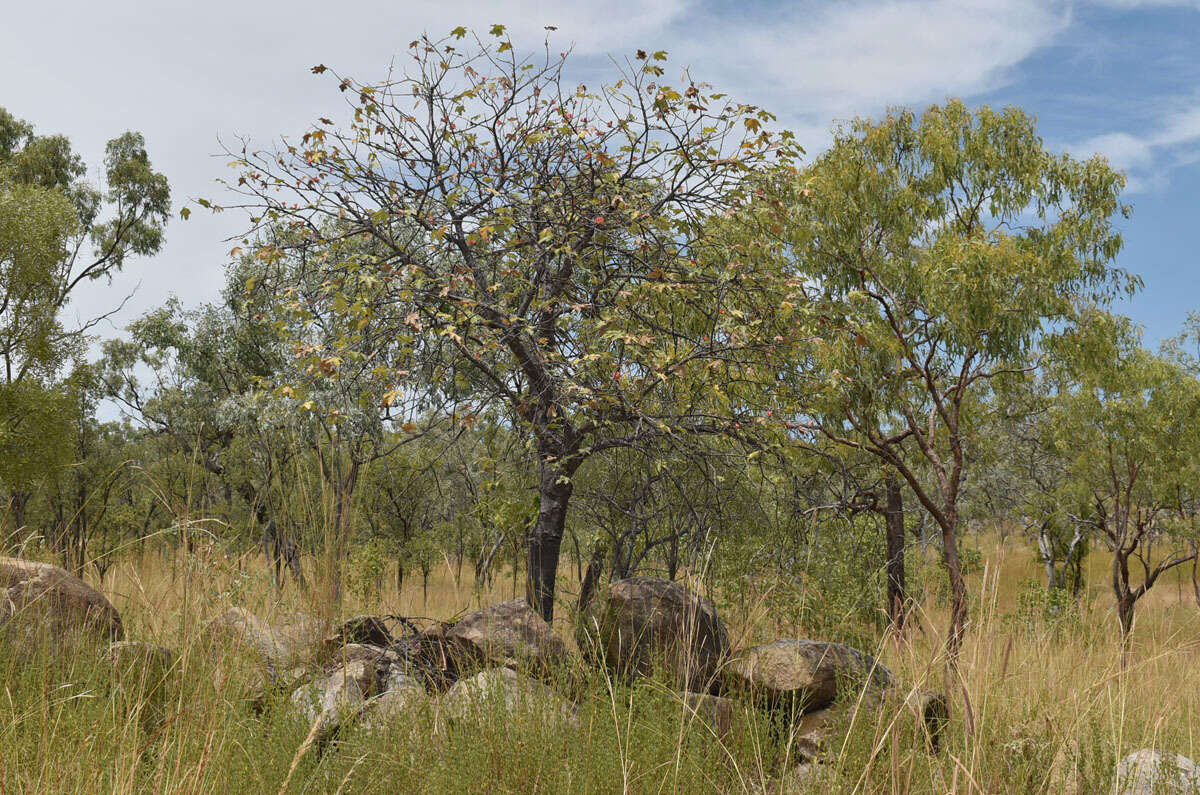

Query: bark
left=577, top=542, right=607, bottom=613
left=8, top=490, right=30, bottom=535
left=1116, top=591, right=1135, bottom=667
left=941, top=517, right=968, bottom=662
left=527, top=462, right=574, bottom=622
left=1192, top=553, right=1200, bottom=609
left=883, top=477, right=907, bottom=632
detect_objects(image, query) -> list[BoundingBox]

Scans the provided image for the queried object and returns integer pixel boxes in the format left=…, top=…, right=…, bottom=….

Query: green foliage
left=0, top=106, right=167, bottom=516
left=345, top=536, right=393, bottom=604
left=1008, top=577, right=1082, bottom=633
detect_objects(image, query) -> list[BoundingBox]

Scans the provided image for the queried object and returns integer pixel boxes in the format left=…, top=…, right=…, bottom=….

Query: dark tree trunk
left=577, top=542, right=607, bottom=613
left=1117, top=592, right=1135, bottom=665
left=1192, top=552, right=1200, bottom=609
left=9, top=491, right=30, bottom=535
left=884, top=477, right=907, bottom=632
left=527, top=463, right=573, bottom=622
left=667, top=528, right=680, bottom=582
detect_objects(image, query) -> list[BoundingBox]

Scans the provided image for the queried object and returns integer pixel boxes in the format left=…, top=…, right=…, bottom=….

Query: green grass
left=2, top=539, right=1199, bottom=793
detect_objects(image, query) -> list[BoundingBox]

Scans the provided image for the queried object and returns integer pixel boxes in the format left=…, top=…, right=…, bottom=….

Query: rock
left=905, top=689, right=950, bottom=751
left=323, top=615, right=393, bottom=651
left=1115, top=749, right=1200, bottom=794
left=447, top=598, right=567, bottom=674
left=680, top=692, right=741, bottom=741
left=395, top=623, right=461, bottom=692
left=104, top=641, right=176, bottom=730
left=366, top=671, right=427, bottom=726
left=578, top=576, right=729, bottom=692
left=0, top=557, right=123, bottom=646
left=726, top=639, right=894, bottom=715
left=441, top=667, right=576, bottom=724
left=207, top=607, right=323, bottom=672
left=290, top=660, right=375, bottom=744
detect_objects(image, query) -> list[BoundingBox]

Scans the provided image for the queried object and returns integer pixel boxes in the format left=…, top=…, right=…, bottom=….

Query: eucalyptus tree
left=1048, top=312, right=1200, bottom=652
left=215, top=28, right=798, bottom=620
left=763, top=102, right=1135, bottom=659
left=0, top=106, right=168, bottom=529
left=99, top=283, right=307, bottom=580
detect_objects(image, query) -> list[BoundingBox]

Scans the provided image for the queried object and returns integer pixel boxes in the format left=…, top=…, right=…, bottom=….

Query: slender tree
left=1047, top=311, right=1200, bottom=655
left=763, top=102, right=1134, bottom=660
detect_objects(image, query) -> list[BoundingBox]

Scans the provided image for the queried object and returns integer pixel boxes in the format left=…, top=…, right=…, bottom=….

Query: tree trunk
left=1117, top=593, right=1135, bottom=664
left=8, top=490, right=30, bottom=536
left=884, top=477, right=907, bottom=632
left=578, top=542, right=607, bottom=614
left=527, top=463, right=573, bottom=622
left=941, top=517, right=968, bottom=663
left=1192, top=552, right=1200, bottom=609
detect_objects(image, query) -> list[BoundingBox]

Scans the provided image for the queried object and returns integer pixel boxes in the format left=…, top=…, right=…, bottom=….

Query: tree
left=0, top=106, right=168, bottom=530
left=764, top=102, right=1134, bottom=660
left=1047, top=312, right=1200, bottom=654
left=216, top=28, right=797, bottom=620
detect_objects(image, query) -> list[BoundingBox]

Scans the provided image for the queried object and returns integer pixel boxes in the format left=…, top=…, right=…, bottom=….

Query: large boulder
left=0, top=557, right=123, bottom=646
left=440, top=667, right=576, bottom=725
left=447, top=598, right=567, bottom=674
left=578, top=576, right=729, bottom=692
left=206, top=607, right=324, bottom=673
left=1115, top=749, right=1200, bottom=794
left=726, top=639, right=894, bottom=715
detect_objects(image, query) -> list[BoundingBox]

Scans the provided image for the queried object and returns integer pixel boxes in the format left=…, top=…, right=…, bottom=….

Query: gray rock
left=1115, top=749, right=1200, bottom=794
left=0, top=557, right=123, bottom=646
left=726, top=639, right=895, bottom=715
left=290, top=660, right=373, bottom=744
left=441, top=667, right=575, bottom=724
left=447, top=598, right=567, bottom=674
left=578, top=577, right=729, bottom=692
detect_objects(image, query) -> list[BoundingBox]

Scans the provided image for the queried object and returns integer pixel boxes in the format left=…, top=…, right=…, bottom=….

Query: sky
left=1, top=0, right=1197, bottom=348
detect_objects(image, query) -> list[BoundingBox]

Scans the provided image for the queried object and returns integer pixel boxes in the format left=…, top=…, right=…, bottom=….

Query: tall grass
left=2, top=530, right=1199, bottom=792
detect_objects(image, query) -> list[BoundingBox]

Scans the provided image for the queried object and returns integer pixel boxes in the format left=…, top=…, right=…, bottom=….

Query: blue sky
left=1, top=0, right=1196, bottom=346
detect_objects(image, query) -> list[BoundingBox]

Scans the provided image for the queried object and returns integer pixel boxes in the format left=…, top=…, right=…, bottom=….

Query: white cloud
left=1153, top=103, right=1200, bottom=146
left=1075, top=132, right=1155, bottom=170
left=0, top=0, right=1073, bottom=338
left=1087, top=0, right=1200, bottom=8
left=685, top=0, right=1070, bottom=121
left=1071, top=95, right=1200, bottom=192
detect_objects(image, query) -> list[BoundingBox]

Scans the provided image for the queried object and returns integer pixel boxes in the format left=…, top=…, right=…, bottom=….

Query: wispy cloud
left=1074, top=96, right=1200, bottom=191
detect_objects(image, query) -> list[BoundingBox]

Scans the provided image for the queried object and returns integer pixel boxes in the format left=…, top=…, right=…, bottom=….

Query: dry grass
left=3, top=534, right=1199, bottom=793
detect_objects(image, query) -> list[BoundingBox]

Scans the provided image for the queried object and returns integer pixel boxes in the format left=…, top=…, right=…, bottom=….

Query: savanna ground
left=2, top=531, right=1197, bottom=794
